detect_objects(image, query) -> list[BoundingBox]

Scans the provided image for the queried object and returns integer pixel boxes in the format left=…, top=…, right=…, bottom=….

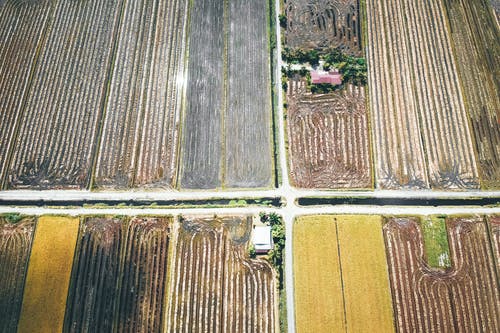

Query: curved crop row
left=64, top=217, right=170, bottom=333
left=287, top=79, right=371, bottom=188
left=0, top=217, right=36, bottom=332
left=384, top=216, right=500, bottom=332
left=166, top=216, right=277, bottom=332
left=284, top=0, right=362, bottom=55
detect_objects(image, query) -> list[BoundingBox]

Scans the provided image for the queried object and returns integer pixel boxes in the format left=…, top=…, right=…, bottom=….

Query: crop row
left=0, top=217, right=36, bottom=333
left=442, top=0, right=500, bottom=189
left=384, top=216, right=500, bottom=332
left=366, top=0, right=481, bottom=189
left=64, top=217, right=170, bottom=332
left=166, top=216, right=276, bottom=332
left=94, top=0, right=188, bottom=189
left=287, top=79, right=372, bottom=189
left=0, top=0, right=274, bottom=191
left=180, top=0, right=274, bottom=189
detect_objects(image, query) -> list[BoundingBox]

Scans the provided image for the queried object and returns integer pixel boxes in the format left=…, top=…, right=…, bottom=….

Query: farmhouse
left=252, top=226, right=273, bottom=253
left=311, top=70, right=342, bottom=85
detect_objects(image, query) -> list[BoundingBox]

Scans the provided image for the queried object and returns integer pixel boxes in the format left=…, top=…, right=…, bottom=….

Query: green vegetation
left=421, top=216, right=451, bottom=269
left=0, top=213, right=24, bottom=224
left=259, top=211, right=286, bottom=332
left=282, top=47, right=367, bottom=86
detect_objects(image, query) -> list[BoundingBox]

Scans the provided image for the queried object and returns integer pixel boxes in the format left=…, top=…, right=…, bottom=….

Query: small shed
left=311, top=70, right=342, bottom=85
left=252, top=226, right=273, bottom=254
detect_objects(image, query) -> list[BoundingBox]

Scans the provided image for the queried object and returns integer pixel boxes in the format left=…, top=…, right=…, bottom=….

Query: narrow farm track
left=366, top=0, right=480, bottom=190
left=443, top=0, right=500, bottom=189
left=64, top=217, right=170, bottom=333
left=180, top=0, right=224, bottom=189
left=7, top=0, right=124, bottom=189
left=384, top=216, right=500, bottom=332
left=166, top=216, right=276, bottom=332
left=226, top=0, right=273, bottom=188
left=488, top=215, right=500, bottom=271
left=0, top=217, right=36, bottom=333
left=287, top=79, right=371, bottom=189
left=0, top=1, right=53, bottom=188
left=95, top=0, right=188, bottom=189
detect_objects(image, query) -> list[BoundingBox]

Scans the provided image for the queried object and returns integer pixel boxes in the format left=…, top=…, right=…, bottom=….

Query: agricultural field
left=0, top=1, right=53, bottom=188
left=64, top=217, right=170, bottom=332
left=94, top=0, right=189, bottom=189
left=165, top=215, right=277, bottom=332
left=365, top=0, right=480, bottom=190
left=287, top=79, right=372, bottom=189
left=442, top=0, right=500, bottom=189
left=0, top=214, right=279, bottom=331
left=17, top=216, right=80, bottom=333
left=293, top=215, right=394, bottom=332
left=384, top=216, right=500, bottom=332
left=284, top=0, right=362, bottom=56
left=180, top=0, right=274, bottom=189
left=0, top=216, right=36, bottom=333
left=7, top=0, right=123, bottom=189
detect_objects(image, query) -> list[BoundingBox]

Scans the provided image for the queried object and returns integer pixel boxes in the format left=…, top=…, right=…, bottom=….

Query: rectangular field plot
left=293, top=215, right=394, bottom=333
left=384, top=216, right=500, bottom=332
left=94, top=0, right=189, bottom=189
left=180, top=0, right=274, bottom=189
left=0, top=216, right=36, bottom=332
left=7, top=0, right=124, bottom=189
left=443, top=0, right=500, bottom=189
left=366, top=0, right=480, bottom=189
left=17, top=216, right=79, bottom=333
left=64, top=217, right=170, bottom=332
left=165, top=216, right=277, bottom=332
left=287, top=80, right=372, bottom=189
left=284, top=0, right=363, bottom=56
left=0, top=1, right=53, bottom=188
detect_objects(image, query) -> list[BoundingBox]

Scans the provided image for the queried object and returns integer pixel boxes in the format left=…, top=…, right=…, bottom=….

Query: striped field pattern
left=366, top=0, right=480, bottom=189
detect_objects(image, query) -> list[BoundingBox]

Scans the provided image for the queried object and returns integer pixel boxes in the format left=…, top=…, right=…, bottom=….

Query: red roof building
left=311, top=70, right=342, bottom=85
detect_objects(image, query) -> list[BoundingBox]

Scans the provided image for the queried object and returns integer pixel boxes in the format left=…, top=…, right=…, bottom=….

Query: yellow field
left=18, top=216, right=80, bottom=333
left=294, top=215, right=395, bottom=333
left=293, top=216, right=345, bottom=333
left=337, top=215, right=395, bottom=332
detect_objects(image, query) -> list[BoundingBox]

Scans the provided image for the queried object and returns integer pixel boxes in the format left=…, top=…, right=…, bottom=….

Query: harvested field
left=0, top=217, right=36, bottom=332
left=488, top=215, right=500, bottom=268
left=287, top=79, right=372, bottom=189
left=180, top=0, right=274, bottom=189
left=226, top=0, right=273, bottom=188
left=284, top=0, right=362, bottom=55
left=64, top=217, right=170, bottom=332
left=165, top=216, right=277, bottom=332
left=294, top=215, right=394, bottom=332
left=17, top=216, right=79, bottom=333
left=0, top=1, right=53, bottom=188
left=7, top=0, right=124, bottom=189
left=179, top=0, right=224, bottom=189
left=443, top=0, right=500, bottom=189
left=384, top=216, right=500, bottom=332
left=366, top=0, right=480, bottom=189
left=94, top=0, right=189, bottom=189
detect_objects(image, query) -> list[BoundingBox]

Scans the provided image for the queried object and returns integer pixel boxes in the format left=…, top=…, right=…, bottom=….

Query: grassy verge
left=420, top=215, right=451, bottom=269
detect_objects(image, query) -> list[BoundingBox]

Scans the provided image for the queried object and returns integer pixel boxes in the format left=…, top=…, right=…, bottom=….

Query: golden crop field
left=336, top=215, right=395, bottom=333
left=293, top=216, right=345, bottom=333
left=17, top=216, right=79, bottom=333
left=294, top=215, right=394, bottom=333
